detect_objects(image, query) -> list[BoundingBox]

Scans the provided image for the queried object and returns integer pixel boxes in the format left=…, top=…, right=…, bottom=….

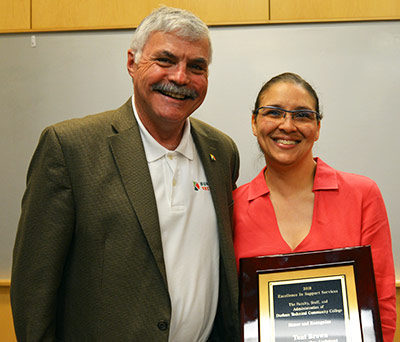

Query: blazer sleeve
left=231, top=139, right=240, bottom=191
left=11, top=126, right=75, bottom=342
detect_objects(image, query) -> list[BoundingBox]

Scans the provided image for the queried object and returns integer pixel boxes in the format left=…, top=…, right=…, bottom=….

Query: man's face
left=127, top=31, right=210, bottom=135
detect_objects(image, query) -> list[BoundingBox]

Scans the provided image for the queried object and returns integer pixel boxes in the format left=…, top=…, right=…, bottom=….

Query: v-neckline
left=267, top=191, right=317, bottom=252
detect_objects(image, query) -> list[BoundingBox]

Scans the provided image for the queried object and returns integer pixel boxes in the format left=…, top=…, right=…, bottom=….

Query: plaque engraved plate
left=239, top=246, right=382, bottom=342
left=259, top=266, right=360, bottom=341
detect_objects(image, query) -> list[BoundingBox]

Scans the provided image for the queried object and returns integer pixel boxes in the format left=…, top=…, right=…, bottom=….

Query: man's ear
left=127, top=49, right=136, bottom=78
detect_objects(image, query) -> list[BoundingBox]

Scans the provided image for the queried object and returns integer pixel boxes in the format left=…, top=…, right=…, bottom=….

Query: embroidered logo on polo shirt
left=193, top=181, right=210, bottom=191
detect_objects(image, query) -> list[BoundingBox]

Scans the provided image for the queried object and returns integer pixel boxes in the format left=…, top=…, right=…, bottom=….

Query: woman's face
left=252, top=81, right=321, bottom=168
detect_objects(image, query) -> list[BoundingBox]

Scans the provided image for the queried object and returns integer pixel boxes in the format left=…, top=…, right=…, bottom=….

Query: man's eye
left=156, top=58, right=173, bottom=66
left=189, top=64, right=207, bottom=74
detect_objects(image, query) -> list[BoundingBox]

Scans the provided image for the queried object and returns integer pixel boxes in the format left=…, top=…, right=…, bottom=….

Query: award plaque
left=239, top=246, right=382, bottom=342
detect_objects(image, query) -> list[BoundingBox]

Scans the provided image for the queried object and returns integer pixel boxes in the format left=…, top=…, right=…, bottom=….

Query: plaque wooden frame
left=239, top=246, right=382, bottom=342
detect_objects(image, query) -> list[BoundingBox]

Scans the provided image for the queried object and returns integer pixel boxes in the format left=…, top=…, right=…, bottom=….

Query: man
left=11, top=6, right=240, bottom=342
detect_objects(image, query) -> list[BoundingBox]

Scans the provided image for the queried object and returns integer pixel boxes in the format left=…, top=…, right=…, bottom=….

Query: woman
left=233, top=72, right=396, bottom=340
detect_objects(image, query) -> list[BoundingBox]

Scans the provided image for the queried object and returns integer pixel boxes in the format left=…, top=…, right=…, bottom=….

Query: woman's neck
left=265, top=157, right=317, bottom=197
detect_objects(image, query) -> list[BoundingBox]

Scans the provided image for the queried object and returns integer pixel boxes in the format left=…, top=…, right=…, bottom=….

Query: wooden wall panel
left=2, top=0, right=399, bottom=33
left=31, top=0, right=269, bottom=31
left=396, top=288, right=400, bottom=342
left=270, top=0, right=400, bottom=22
left=0, top=281, right=16, bottom=342
left=396, top=289, right=400, bottom=342
left=161, top=0, right=269, bottom=25
left=0, top=0, right=30, bottom=31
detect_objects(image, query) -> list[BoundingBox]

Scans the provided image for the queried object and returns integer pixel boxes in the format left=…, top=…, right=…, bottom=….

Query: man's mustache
left=151, top=82, right=198, bottom=100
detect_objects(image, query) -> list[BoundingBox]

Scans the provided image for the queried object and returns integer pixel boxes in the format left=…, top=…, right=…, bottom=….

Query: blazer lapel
left=191, top=119, right=237, bottom=279
left=108, top=99, right=168, bottom=287
left=190, top=120, right=228, bottom=233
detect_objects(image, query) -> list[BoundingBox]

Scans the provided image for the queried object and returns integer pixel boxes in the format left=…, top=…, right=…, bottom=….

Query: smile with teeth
left=152, top=82, right=197, bottom=100
left=161, top=90, right=186, bottom=100
left=273, top=138, right=299, bottom=145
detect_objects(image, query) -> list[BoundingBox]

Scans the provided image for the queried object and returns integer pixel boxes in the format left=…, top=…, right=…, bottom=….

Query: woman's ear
left=251, top=114, right=258, bottom=137
left=315, top=121, right=321, bottom=141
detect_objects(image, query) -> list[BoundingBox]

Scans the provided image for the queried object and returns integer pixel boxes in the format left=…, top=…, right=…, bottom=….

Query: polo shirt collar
left=131, top=96, right=194, bottom=162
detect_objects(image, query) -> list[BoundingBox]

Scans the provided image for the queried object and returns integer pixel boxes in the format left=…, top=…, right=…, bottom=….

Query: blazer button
left=157, top=320, right=168, bottom=331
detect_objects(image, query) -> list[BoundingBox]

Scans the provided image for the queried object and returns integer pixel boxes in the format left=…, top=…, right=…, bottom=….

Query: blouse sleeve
left=360, top=181, right=396, bottom=342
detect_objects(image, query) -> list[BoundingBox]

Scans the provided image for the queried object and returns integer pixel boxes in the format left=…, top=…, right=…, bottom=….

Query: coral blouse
left=233, top=158, right=396, bottom=341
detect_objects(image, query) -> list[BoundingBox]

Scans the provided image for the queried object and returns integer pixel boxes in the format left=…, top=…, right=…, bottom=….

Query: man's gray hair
left=130, top=6, right=212, bottom=64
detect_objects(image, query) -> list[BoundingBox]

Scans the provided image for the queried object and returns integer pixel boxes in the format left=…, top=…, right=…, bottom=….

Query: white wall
left=1, top=21, right=399, bottom=279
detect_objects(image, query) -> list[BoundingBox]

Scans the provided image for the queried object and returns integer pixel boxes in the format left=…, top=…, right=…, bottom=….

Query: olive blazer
left=11, top=99, right=240, bottom=342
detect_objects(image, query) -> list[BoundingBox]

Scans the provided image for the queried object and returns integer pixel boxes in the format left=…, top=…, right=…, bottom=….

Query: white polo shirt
left=132, top=98, right=219, bottom=342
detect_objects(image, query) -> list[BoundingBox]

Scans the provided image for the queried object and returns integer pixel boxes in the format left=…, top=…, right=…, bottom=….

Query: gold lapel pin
left=209, top=154, right=216, bottom=161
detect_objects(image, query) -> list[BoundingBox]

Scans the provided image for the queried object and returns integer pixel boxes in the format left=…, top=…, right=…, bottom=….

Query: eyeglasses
left=253, top=106, right=321, bottom=123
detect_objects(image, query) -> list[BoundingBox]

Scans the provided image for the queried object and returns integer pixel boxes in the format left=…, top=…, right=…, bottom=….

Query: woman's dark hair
left=253, top=72, right=323, bottom=121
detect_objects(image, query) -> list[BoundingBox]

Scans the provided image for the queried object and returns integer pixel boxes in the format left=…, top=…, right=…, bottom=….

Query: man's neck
left=138, top=114, right=185, bottom=150
left=132, top=97, right=187, bottom=151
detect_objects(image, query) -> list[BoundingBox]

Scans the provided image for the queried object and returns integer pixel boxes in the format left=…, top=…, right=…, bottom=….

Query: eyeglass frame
left=253, top=105, right=322, bottom=122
